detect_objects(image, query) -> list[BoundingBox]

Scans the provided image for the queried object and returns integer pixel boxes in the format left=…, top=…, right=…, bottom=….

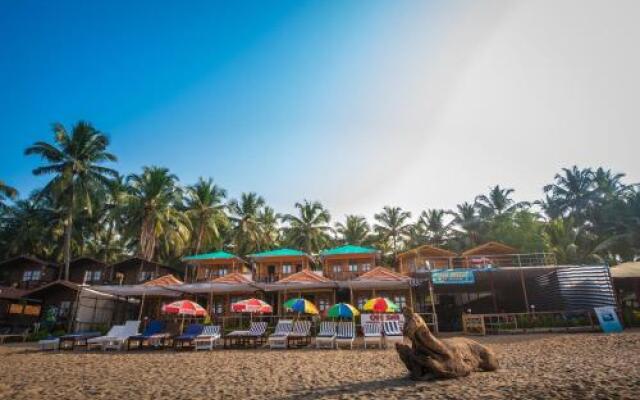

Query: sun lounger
left=102, top=320, right=140, bottom=351
left=335, top=321, right=356, bottom=349
left=59, top=331, right=102, bottom=350
left=288, top=320, right=312, bottom=348
left=0, top=328, right=29, bottom=344
left=383, top=320, right=404, bottom=348
left=174, top=324, right=204, bottom=350
left=193, top=325, right=221, bottom=351
left=363, top=322, right=383, bottom=349
left=225, top=321, right=268, bottom=348
left=315, top=321, right=336, bottom=349
left=87, top=325, right=124, bottom=350
left=38, top=336, right=60, bottom=351
left=127, top=320, right=170, bottom=350
left=268, top=319, right=293, bottom=349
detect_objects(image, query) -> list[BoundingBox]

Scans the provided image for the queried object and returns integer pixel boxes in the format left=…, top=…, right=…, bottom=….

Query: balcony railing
left=403, top=252, right=557, bottom=276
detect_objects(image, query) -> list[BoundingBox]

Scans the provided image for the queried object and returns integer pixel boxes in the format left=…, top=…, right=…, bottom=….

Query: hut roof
left=142, top=274, right=183, bottom=286
left=611, top=262, right=640, bottom=279
left=277, top=269, right=331, bottom=283
left=0, top=254, right=56, bottom=268
left=211, top=272, right=252, bottom=284
left=248, top=248, right=310, bottom=259
left=320, top=245, right=378, bottom=257
left=355, top=266, right=410, bottom=281
left=182, top=251, right=244, bottom=262
left=461, top=241, right=517, bottom=257
left=398, top=244, right=456, bottom=258
left=69, top=257, right=106, bottom=268
left=0, top=285, right=29, bottom=300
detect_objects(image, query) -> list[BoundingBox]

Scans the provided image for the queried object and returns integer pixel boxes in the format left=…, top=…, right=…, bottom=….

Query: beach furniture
left=335, top=321, right=356, bottom=349
left=38, top=336, right=60, bottom=351
left=193, top=325, right=222, bottom=351
left=127, top=320, right=170, bottom=350
left=174, top=323, right=204, bottom=350
left=288, top=320, right=312, bottom=348
left=225, top=321, right=268, bottom=348
left=383, top=320, right=404, bottom=348
left=0, top=327, right=29, bottom=344
left=87, top=325, right=124, bottom=350
left=315, top=321, right=337, bottom=349
left=59, top=331, right=102, bottom=350
left=268, top=319, right=293, bottom=349
left=102, top=320, right=141, bottom=351
left=363, top=322, right=383, bottom=349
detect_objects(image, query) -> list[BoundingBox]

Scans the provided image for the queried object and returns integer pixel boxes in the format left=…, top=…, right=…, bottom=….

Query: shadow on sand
left=275, top=376, right=419, bottom=400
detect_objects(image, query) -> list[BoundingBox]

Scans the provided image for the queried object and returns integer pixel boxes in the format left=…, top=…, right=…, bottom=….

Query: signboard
left=594, top=306, right=623, bottom=333
left=431, top=269, right=475, bottom=285
left=361, top=313, right=405, bottom=327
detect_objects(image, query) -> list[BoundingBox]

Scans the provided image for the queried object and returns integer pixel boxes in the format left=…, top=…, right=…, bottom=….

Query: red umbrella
left=231, top=298, right=272, bottom=314
left=162, top=300, right=207, bottom=317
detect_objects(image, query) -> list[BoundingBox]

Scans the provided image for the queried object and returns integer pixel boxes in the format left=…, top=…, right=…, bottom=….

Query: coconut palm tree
left=125, top=166, right=189, bottom=261
left=420, top=209, right=453, bottom=247
left=184, top=177, right=228, bottom=254
left=374, top=206, right=411, bottom=256
left=25, top=121, right=117, bottom=279
left=228, top=192, right=267, bottom=255
left=283, top=200, right=332, bottom=254
left=543, top=166, right=595, bottom=222
left=335, top=215, right=370, bottom=246
left=0, top=180, right=18, bottom=209
left=258, top=206, right=281, bottom=249
left=475, top=185, right=528, bottom=219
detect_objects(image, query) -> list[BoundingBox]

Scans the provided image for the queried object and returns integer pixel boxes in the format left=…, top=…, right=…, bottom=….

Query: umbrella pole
left=138, top=292, right=146, bottom=321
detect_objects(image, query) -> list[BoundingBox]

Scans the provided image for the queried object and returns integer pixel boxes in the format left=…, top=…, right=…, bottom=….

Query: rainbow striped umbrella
left=363, top=297, right=400, bottom=313
left=283, top=298, right=319, bottom=315
left=231, top=298, right=273, bottom=314
left=327, top=303, right=360, bottom=319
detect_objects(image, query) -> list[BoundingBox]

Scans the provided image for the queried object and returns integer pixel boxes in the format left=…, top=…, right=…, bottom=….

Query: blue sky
left=2, top=1, right=639, bottom=219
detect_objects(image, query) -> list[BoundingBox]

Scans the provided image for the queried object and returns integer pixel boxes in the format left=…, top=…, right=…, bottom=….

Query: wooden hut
left=320, top=245, right=379, bottom=280
left=397, top=245, right=457, bottom=274
left=345, top=266, right=413, bottom=310
left=266, top=269, right=337, bottom=315
left=249, top=248, right=313, bottom=283
left=182, top=251, right=249, bottom=282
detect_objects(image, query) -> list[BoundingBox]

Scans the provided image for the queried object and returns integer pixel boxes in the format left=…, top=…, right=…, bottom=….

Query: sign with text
left=594, top=306, right=623, bottom=333
left=431, top=269, right=475, bottom=285
left=361, top=313, right=405, bottom=327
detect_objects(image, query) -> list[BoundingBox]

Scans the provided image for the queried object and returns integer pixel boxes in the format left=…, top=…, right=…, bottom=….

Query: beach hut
left=248, top=248, right=313, bottom=283
left=182, top=251, right=249, bottom=282
left=345, top=267, right=412, bottom=311
left=396, top=244, right=457, bottom=273
left=265, top=269, right=337, bottom=315
left=320, top=245, right=380, bottom=281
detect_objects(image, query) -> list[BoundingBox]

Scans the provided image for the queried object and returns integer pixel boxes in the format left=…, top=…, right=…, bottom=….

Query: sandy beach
left=1, top=331, right=639, bottom=400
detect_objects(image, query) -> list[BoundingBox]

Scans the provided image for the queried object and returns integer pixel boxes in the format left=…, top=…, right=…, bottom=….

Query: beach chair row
left=313, top=320, right=404, bottom=350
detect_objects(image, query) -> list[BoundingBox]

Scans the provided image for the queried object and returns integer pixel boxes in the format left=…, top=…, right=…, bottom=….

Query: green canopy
left=182, top=251, right=240, bottom=261
left=248, top=248, right=308, bottom=258
left=320, top=245, right=377, bottom=256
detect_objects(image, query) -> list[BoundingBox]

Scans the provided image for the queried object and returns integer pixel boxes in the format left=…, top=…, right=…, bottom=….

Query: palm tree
left=593, top=167, right=627, bottom=200
left=228, top=192, right=267, bottom=255
left=543, top=166, right=595, bottom=222
left=184, top=177, right=227, bottom=254
left=335, top=215, right=370, bottom=246
left=374, top=206, right=411, bottom=256
left=475, top=185, right=528, bottom=219
left=0, top=180, right=18, bottom=209
left=282, top=200, right=331, bottom=254
left=25, top=121, right=117, bottom=279
left=125, top=166, right=188, bottom=261
left=258, top=206, right=281, bottom=249
left=420, top=209, right=453, bottom=247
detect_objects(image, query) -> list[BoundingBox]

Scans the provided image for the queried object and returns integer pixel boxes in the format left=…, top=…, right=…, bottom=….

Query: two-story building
left=320, top=245, right=379, bottom=280
left=249, top=248, right=313, bottom=283
left=107, top=257, right=177, bottom=285
left=0, top=255, right=58, bottom=290
left=182, top=251, right=250, bottom=282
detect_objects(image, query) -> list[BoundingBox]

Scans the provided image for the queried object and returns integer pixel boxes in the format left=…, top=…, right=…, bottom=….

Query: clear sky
left=1, top=0, right=639, bottom=220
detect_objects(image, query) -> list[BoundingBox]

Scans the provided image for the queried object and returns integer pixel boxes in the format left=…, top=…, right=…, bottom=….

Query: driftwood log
left=396, top=307, right=499, bottom=380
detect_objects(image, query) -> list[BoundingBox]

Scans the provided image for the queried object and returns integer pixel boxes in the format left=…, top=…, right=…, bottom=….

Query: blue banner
left=431, top=269, right=475, bottom=285
left=594, top=306, right=623, bottom=333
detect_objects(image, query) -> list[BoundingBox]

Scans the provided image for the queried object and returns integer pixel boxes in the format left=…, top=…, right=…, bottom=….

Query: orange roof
left=211, top=272, right=252, bottom=284
left=399, top=244, right=456, bottom=258
left=142, top=274, right=183, bottom=286
left=461, top=241, right=517, bottom=257
left=356, top=266, right=410, bottom=281
left=276, top=269, right=331, bottom=283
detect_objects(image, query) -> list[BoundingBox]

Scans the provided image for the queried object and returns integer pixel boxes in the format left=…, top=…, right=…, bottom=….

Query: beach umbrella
left=327, top=303, right=360, bottom=319
left=283, top=298, right=319, bottom=315
left=231, top=298, right=273, bottom=314
left=363, top=297, right=400, bottom=313
left=162, top=300, right=207, bottom=317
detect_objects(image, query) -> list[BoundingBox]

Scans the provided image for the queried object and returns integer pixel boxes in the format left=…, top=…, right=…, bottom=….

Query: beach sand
left=1, top=331, right=639, bottom=400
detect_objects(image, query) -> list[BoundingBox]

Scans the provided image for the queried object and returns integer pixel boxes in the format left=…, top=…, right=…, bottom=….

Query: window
left=22, top=270, right=42, bottom=282
left=318, top=298, right=329, bottom=311
left=139, top=271, right=155, bottom=282
left=59, top=301, right=71, bottom=317
left=348, top=263, right=358, bottom=272
left=357, top=296, right=367, bottom=310
left=214, top=300, right=224, bottom=314
left=393, top=295, right=407, bottom=309
left=282, top=264, right=292, bottom=274
left=361, top=263, right=371, bottom=272
left=332, top=264, right=341, bottom=273
left=219, top=268, right=228, bottom=276
left=84, top=270, right=102, bottom=283
left=84, top=270, right=92, bottom=282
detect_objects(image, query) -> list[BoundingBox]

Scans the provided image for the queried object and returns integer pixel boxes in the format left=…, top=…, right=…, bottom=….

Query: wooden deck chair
left=288, top=320, right=312, bottom=348
left=194, top=325, right=221, bottom=351
left=363, top=322, right=383, bottom=349
left=268, top=319, right=293, bottom=349
left=335, top=321, right=355, bottom=349
left=315, top=321, right=336, bottom=349
left=383, top=320, right=404, bottom=348
left=245, top=321, right=268, bottom=347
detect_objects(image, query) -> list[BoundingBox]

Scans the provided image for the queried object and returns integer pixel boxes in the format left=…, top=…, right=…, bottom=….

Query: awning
left=338, top=280, right=411, bottom=290
left=610, top=262, right=640, bottom=279
left=263, top=281, right=339, bottom=292
left=91, top=284, right=181, bottom=297
left=170, top=282, right=260, bottom=294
